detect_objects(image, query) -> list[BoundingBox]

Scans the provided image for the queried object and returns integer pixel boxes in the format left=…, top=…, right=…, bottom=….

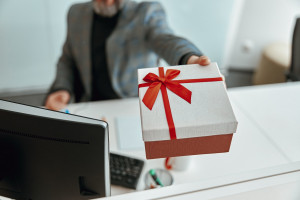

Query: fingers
left=51, top=102, right=67, bottom=111
left=186, top=55, right=211, bottom=66
left=198, top=56, right=211, bottom=66
left=45, top=97, right=67, bottom=111
left=45, top=91, right=70, bottom=111
left=45, top=96, right=55, bottom=110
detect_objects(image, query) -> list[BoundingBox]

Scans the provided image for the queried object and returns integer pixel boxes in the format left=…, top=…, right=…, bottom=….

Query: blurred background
left=0, top=0, right=299, bottom=106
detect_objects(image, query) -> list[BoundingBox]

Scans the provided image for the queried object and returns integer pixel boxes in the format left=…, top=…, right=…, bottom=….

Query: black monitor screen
left=0, top=100, right=110, bottom=200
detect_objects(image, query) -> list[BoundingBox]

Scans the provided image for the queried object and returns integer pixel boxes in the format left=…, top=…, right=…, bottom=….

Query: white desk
left=229, top=82, right=300, bottom=162
left=104, top=161, right=300, bottom=200
left=66, top=83, right=298, bottom=197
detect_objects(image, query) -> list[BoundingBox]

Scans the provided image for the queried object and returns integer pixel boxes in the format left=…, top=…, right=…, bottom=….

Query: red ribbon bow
left=139, top=67, right=223, bottom=140
left=142, top=68, right=192, bottom=110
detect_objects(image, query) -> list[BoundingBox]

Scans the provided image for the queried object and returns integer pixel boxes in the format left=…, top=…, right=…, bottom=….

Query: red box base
left=145, top=134, right=233, bottom=159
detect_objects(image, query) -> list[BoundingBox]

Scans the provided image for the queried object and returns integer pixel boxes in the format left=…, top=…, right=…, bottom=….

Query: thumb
left=198, top=56, right=211, bottom=66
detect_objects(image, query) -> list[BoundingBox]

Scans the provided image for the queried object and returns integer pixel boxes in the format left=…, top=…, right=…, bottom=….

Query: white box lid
left=138, top=63, right=238, bottom=142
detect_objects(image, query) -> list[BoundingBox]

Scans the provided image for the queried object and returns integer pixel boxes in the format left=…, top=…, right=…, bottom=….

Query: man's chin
left=93, top=2, right=119, bottom=17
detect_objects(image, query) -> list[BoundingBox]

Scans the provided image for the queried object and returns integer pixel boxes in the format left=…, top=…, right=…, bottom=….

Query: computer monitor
left=0, top=100, right=110, bottom=199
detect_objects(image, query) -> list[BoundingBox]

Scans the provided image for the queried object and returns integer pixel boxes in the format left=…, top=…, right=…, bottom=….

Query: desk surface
left=229, top=82, right=300, bottom=162
left=66, top=82, right=300, bottom=197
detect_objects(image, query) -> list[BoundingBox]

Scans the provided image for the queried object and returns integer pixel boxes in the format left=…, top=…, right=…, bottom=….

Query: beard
left=93, top=0, right=125, bottom=17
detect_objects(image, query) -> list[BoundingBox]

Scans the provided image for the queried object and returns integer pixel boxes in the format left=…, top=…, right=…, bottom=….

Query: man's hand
left=45, top=90, right=70, bottom=111
left=187, top=55, right=211, bottom=66
left=187, top=55, right=226, bottom=83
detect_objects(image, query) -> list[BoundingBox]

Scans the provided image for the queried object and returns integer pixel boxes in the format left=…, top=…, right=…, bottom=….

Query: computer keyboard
left=110, top=153, right=144, bottom=189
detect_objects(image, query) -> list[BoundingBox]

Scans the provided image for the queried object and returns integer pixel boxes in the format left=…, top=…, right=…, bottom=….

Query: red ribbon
left=138, top=67, right=223, bottom=140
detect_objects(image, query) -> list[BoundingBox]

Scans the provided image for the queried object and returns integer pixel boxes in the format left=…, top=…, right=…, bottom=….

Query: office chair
left=287, top=17, right=300, bottom=81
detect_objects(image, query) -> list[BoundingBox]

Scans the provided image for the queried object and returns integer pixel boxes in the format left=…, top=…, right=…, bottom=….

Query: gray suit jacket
left=49, top=1, right=202, bottom=102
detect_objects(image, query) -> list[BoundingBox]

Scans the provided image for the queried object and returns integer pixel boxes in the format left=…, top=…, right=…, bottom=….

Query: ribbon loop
left=165, top=69, right=180, bottom=80
left=142, top=82, right=162, bottom=110
left=142, top=68, right=192, bottom=110
left=143, top=73, right=159, bottom=83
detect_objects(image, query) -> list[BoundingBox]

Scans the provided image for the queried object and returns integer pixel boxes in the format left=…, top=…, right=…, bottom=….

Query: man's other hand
left=187, top=55, right=211, bottom=66
left=45, top=90, right=70, bottom=111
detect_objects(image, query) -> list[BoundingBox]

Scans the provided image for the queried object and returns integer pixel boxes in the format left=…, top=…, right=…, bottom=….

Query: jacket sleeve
left=144, top=2, right=203, bottom=65
left=47, top=6, right=77, bottom=98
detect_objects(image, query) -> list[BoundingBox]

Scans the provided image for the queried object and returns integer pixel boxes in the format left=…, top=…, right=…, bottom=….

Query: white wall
left=0, top=0, right=52, bottom=92
left=0, top=0, right=236, bottom=92
left=0, top=0, right=87, bottom=93
left=227, top=0, right=300, bottom=70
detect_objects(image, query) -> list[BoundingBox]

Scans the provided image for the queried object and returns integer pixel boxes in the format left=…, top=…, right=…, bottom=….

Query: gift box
left=138, top=63, right=238, bottom=159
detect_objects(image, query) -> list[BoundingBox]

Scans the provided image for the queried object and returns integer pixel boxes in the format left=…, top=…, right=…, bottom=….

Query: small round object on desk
left=253, top=42, right=291, bottom=85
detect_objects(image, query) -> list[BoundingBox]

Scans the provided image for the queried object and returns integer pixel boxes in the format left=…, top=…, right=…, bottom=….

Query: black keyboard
left=110, top=153, right=144, bottom=189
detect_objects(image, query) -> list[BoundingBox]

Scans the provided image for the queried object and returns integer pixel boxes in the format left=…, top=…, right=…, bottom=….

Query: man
left=45, top=0, right=211, bottom=110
